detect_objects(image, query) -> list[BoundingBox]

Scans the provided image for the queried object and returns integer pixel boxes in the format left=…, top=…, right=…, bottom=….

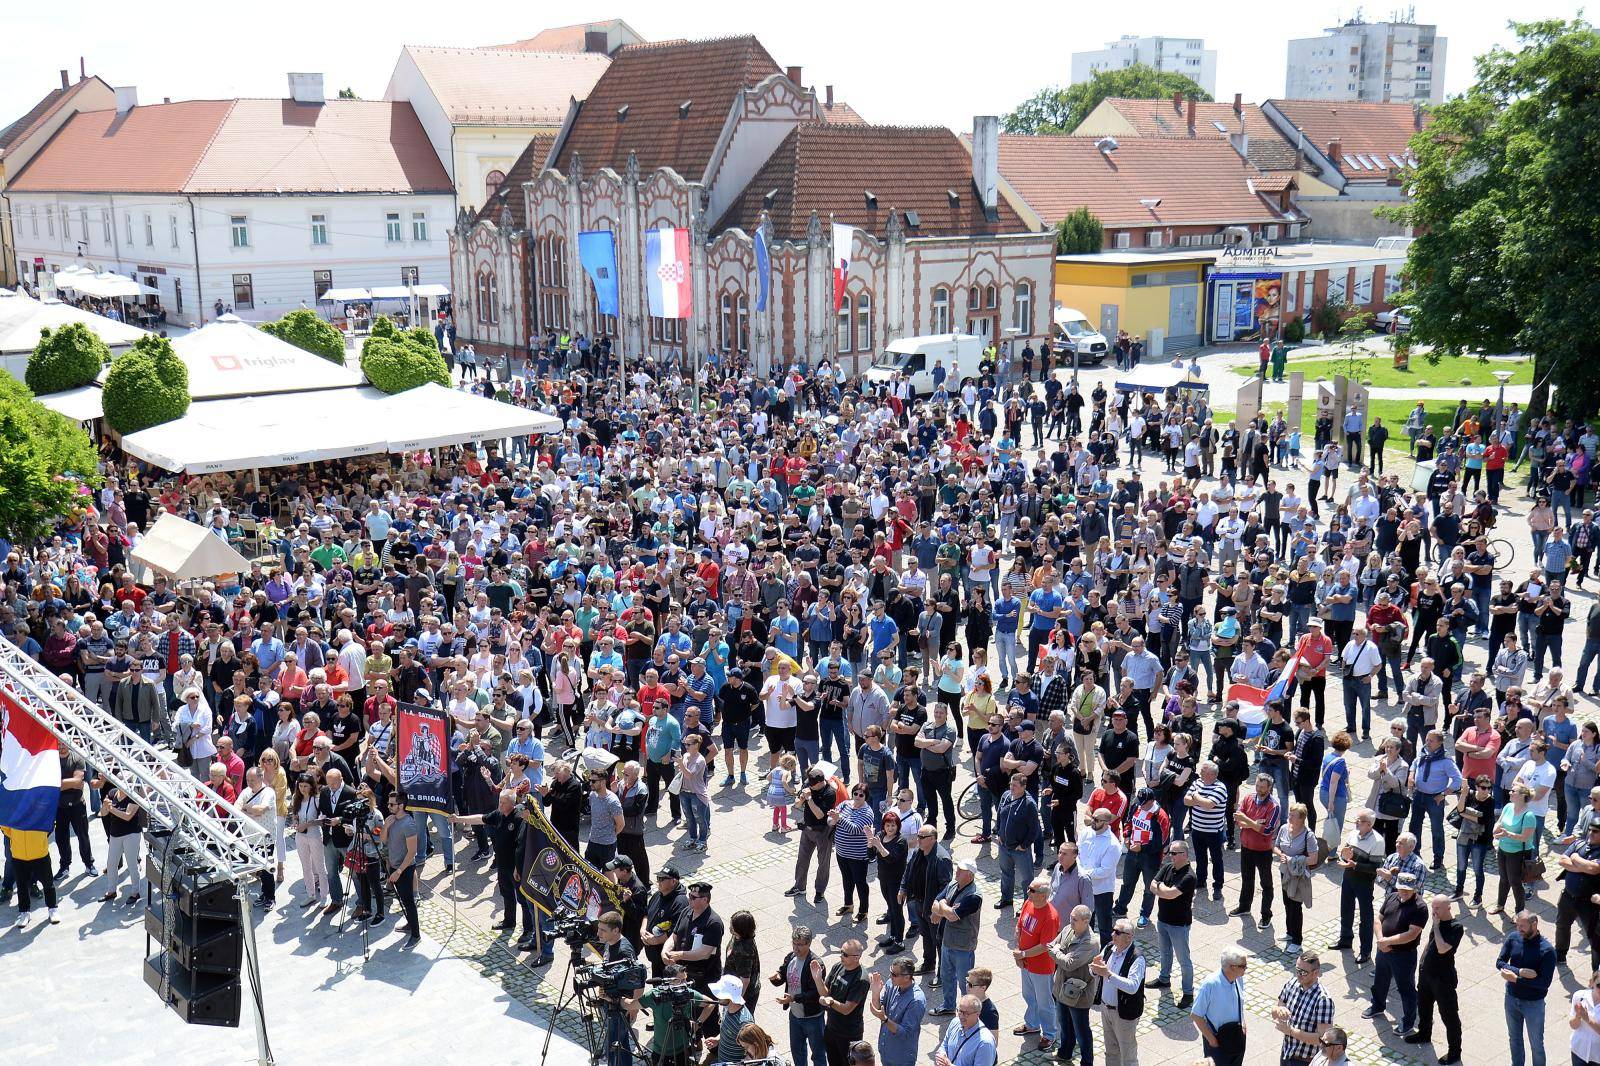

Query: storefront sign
left=135, top=264, right=168, bottom=275
left=1221, top=246, right=1281, bottom=260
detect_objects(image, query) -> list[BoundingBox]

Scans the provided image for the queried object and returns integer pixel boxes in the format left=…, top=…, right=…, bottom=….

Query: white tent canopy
left=120, top=384, right=563, bottom=474
left=164, top=314, right=362, bottom=399
left=129, top=512, right=252, bottom=580
left=318, top=283, right=449, bottom=302
left=1114, top=363, right=1209, bottom=394
left=55, top=270, right=159, bottom=299
left=35, top=385, right=105, bottom=423
left=320, top=287, right=373, bottom=302
left=0, top=290, right=149, bottom=357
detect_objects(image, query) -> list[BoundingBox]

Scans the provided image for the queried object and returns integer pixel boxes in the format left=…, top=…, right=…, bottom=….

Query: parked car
left=1375, top=305, right=1414, bottom=333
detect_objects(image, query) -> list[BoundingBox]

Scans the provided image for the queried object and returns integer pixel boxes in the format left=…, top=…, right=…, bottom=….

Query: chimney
left=1186, top=97, right=1196, bottom=131
left=972, top=115, right=999, bottom=219
left=287, top=72, right=325, bottom=105
left=163, top=97, right=171, bottom=104
left=1326, top=138, right=1343, bottom=167
left=1172, top=90, right=1183, bottom=111
left=59, top=69, right=70, bottom=90
left=786, top=65, right=803, bottom=87
left=113, top=86, right=137, bottom=115
left=825, top=85, right=835, bottom=107
left=584, top=29, right=609, bottom=54
left=1233, top=92, right=1243, bottom=116
left=1413, top=103, right=1424, bottom=130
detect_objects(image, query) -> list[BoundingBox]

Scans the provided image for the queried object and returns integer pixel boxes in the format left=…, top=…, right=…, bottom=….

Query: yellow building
left=1054, top=252, right=1209, bottom=350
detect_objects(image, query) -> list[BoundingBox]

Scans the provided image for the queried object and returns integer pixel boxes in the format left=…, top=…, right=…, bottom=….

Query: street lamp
left=1492, top=368, right=1515, bottom=434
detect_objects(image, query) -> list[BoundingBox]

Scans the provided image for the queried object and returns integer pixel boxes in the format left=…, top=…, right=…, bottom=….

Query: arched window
left=536, top=235, right=567, bottom=330
left=475, top=270, right=498, bottom=325
left=837, top=295, right=854, bottom=353
left=967, top=286, right=981, bottom=312
left=855, top=293, right=872, bottom=354
left=1011, top=282, right=1032, bottom=334
left=931, top=287, right=951, bottom=334
left=985, top=284, right=998, bottom=310
left=485, top=170, right=506, bottom=201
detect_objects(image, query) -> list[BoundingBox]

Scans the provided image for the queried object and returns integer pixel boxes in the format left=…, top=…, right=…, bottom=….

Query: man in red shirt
left=636, top=667, right=672, bottom=720
left=1294, top=618, right=1335, bottom=727
left=1484, top=438, right=1510, bottom=503
left=695, top=550, right=721, bottom=601
left=1230, top=773, right=1281, bottom=926
left=1012, top=880, right=1062, bottom=1052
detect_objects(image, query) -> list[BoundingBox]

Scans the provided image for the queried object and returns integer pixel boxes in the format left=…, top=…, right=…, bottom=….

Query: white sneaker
left=1284, top=942, right=1302, bottom=955
left=47, top=908, right=59, bottom=925
left=14, top=912, right=28, bottom=928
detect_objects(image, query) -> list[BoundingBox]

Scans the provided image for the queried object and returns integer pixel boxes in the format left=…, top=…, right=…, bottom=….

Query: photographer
left=636, top=964, right=711, bottom=1066
left=346, top=783, right=388, bottom=924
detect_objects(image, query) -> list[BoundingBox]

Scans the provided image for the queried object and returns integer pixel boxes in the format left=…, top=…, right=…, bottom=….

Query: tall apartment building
left=1285, top=18, right=1446, bottom=103
left=1071, top=36, right=1217, bottom=95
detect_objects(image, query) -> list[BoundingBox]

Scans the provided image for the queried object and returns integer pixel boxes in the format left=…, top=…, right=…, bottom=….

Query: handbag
left=1377, top=790, right=1411, bottom=820
left=1215, top=1021, right=1247, bottom=1057
left=1521, top=857, right=1547, bottom=885
left=1061, top=977, right=1089, bottom=1000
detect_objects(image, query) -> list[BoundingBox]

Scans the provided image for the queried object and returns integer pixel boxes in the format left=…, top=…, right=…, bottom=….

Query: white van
left=862, top=333, right=984, bottom=397
left=1051, top=307, right=1110, bottom=366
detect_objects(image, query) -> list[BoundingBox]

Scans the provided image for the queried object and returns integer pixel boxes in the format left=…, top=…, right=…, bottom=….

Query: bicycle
left=1487, top=536, right=1516, bottom=572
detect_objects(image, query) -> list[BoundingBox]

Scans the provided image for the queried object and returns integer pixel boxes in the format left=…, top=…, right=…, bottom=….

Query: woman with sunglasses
left=1451, top=775, right=1496, bottom=905
left=831, top=783, right=876, bottom=923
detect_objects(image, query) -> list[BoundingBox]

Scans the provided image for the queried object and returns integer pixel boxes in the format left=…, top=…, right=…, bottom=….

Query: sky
left=0, top=0, right=1588, bottom=132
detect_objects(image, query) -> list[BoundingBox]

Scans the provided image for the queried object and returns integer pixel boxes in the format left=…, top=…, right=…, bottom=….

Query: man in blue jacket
left=995, top=773, right=1040, bottom=907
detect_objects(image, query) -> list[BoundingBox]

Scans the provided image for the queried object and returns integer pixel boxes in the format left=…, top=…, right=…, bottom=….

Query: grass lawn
left=1231, top=351, right=1532, bottom=388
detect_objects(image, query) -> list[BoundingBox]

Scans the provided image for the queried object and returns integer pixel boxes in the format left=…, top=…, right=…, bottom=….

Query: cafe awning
left=35, top=384, right=105, bottom=423
left=130, top=512, right=253, bottom=581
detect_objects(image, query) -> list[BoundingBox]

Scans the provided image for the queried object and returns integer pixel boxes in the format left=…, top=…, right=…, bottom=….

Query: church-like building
left=449, top=35, right=1054, bottom=375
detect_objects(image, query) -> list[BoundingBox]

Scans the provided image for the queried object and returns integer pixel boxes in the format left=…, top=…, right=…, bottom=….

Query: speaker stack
left=142, top=830, right=244, bottom=1027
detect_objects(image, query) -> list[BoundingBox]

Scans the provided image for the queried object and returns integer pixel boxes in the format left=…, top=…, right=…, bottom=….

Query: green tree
left=259, top=309, right=346, bottom=364
left=360, top=316, right=449, bottom=394
left=1054, top=207, right=1104, bottom=254
left=1387, top=18, right=1600, bottom=420
left=102, top=334, right=190, bottom=435
left=1001, top=65, right=1211, bottom=135
left=337, top=87, right=359, bottom=99
left=0, top=375, right=99, bottom=542
left=26, top=322, right=110, bottom=394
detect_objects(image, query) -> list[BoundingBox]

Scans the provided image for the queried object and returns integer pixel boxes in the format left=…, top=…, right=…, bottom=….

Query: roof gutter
left=187, top=195, right=205, bottom=324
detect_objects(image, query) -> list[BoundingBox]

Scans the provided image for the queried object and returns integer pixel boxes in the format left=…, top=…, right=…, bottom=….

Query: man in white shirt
left=1091, top=920, right=1147, bottom=1066
left=1077, top=808, right=1124, bottom=947
left=1340, top=627, right=1384, bottom=739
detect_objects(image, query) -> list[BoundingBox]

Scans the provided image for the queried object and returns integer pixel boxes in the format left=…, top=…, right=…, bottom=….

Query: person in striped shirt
left=1184, top=761, right=1231, bottom=901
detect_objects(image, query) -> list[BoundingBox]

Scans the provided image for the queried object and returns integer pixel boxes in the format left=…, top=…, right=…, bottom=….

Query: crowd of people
left=3, top=332, right=1599, bottom=1066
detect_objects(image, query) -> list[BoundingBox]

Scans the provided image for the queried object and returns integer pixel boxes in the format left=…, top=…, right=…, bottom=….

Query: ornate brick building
left=449, top=35, right=1053, bottom=375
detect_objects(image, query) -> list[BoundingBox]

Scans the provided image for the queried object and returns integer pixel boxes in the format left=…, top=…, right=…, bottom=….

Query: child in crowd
left=767, top=753, right=798, bottom=832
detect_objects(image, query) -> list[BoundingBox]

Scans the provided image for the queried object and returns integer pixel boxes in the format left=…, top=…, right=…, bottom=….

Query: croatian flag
left=1226, top=646, right=1300, bottom=740
left=645, top=227, right=692, bottom=319
left=832, top=222, right=853, bottom=311
left=0, top=689, right=61, bottom=832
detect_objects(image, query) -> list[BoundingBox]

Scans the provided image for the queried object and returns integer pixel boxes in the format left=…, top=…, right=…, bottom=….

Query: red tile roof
left=1265, top=100, right=1425, bottom=180
left=487, top=19, right=637, bottom=53
left=994, top=134, right=1289, bottom=229
left=819, top=101, right=866, bottom=126
left=1090, top=96, right=1302, bottom=173
left=715, top=124, right=1028, bottom=240
left=10, top=99, right=452, bottom=195
left=474, top=133, right=556, bottom=228
left=552, top=36, right=781, bottom=179
left=400, top=46, right=608, bottom=126
left=7, top=100, right=234, bottom=192
left=0, top=77, right=111, bottom=159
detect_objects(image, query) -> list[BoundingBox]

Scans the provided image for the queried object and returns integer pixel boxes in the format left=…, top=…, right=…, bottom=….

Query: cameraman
left=636, top=964, right=713, bottom=1066
left=590, top=910, right=639, bottom=1066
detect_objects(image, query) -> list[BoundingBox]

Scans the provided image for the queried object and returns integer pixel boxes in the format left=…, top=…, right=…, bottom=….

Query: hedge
left=102, top=334, right=190, bottom=434
left=259, top=309, right=346, bottom=364
left=26, top=322, right=110, bottom=394
left=361, top=336, right=450, bottom=394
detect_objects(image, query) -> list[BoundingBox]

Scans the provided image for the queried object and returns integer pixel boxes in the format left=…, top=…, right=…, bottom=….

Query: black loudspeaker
left=143, top=840, right=244, bottom=1028
left=143, top=901, right=243, bottom=971
left=143, top=953, right=242, bottom=1026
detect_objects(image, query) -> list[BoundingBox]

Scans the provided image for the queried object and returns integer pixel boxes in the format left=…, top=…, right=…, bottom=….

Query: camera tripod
left=537, top=938, right=625, bottom=1066
left=337, top=816, right=387, bottom=964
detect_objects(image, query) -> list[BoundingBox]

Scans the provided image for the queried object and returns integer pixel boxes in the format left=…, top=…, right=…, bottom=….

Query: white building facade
left=1071, top=36, right=1217, bottom=95
left=1286, top=20, right=1446, bottom=104
left=8, top=190, right=452, bottom=322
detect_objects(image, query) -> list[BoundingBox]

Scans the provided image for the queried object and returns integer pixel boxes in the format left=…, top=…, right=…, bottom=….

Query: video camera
left=575, top=958, right=647, bottom=999
left=552, top=906, right=598, bottom=948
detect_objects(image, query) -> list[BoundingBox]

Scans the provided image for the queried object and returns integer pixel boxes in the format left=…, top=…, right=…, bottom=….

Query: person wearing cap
left=1363, top=870, right=1426, bottom=1034
left=664, top=881, right=724, bottom=1044
left=602, top=857, right=649, bottom=949
left=1114, top=788, right=1171, bottom=928
left=642, top=866, right=688, bottom=980
left=1290, top=618, right=1333, bottom=729
left=928, top=861, right=984, bottom=1017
